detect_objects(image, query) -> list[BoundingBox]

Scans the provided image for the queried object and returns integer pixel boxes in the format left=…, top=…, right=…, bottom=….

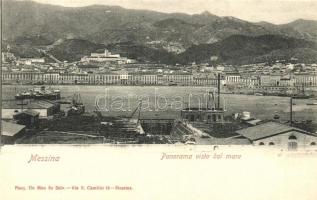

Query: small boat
left=307, top=103, right=317, bottom=105
left=168, top=82, right=177, bottom=86
left=293, top=94, right=310, bottom=99
left=15, top=91, right=32, bottom=99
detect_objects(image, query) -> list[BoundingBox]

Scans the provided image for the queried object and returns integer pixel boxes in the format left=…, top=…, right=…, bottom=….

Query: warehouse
left=235, top=121, right=317, bottom=149
left=1, top=121, right=26, bottom=144
left=2, top=100, right=60, bottom=119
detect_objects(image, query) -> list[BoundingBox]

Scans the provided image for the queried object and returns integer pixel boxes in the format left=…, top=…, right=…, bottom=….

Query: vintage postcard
left=1, top=0, right=317, bottom=199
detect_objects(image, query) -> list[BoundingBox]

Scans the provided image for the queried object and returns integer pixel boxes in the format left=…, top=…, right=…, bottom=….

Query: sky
left=24, top=0, right=317, bottom=24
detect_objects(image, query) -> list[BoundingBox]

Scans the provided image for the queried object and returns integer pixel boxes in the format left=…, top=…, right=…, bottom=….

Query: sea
left=2, top=85, right=317, bottom=122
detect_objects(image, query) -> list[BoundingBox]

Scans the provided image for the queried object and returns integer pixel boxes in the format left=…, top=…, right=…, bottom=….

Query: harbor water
left=2, top=85, right=317, bottom=122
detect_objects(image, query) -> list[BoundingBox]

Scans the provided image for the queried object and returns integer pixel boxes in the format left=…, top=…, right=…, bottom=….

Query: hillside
left=3, top=0, right=317, bottom=64
left=8, top=34, right=317, bottom=65
left=286, top=19, right=317, bottom=41
left=3, top=0, right=317, bottom=54
left=47, top=39, right=106, bottom=62
left=178, top=35, right=317, bottom=64
left=106, top=42, right=178, bottom=63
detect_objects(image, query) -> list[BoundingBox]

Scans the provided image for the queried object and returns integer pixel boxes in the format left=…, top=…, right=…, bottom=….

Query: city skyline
left=19, top=0, right=317, bottom=24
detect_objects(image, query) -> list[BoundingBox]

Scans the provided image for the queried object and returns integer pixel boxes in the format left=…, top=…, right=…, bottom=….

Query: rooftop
left=17, top=109, right=40, bottom=117
left=2, top=100, right=56, bottom=109
left=1, top=121, right=26, bottom=137
left=236, top=121, right=314, bottom=141
left=195, top=137, right=251, bottom=145
left=190, top=122, right=247, bottom=138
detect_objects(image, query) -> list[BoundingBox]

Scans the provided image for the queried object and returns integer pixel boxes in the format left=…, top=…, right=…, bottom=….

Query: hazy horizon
left=9, top=0, right=317, bottom=24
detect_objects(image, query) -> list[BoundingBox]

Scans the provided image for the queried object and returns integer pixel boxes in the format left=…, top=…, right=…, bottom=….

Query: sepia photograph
left=1, top=0, right=317, bottom=199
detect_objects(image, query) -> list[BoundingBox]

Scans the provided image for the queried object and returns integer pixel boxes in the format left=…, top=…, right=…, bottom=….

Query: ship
left=67, top=93, right=85, bottom=116
left=180, top=74, right=226, bottom=124
left=167, top=82, right=178, bottom=86
left=292, top=85, right=312, bottom=99
left=15, top=86, right=61, bottom=100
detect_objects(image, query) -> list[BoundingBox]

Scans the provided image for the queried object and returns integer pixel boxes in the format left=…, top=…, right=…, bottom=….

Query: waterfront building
left=159, top=74, right=193, bottom=86
left=260, top=73, right=317, bottom=87
left=235, top=121, right=317, bottom=149
left=3, top=70, right=315, bottom=88
left=193, top=77, right=217, bottom=86
left=103, top=74, right=121, bottom=84
left=43, top=73, right=60, bottom=84
left=260, top=74, right=282, bottom=86
left=241, top=76, right=260, bottom=88
left=2, top=100, right=60, bottom=119
left=279, top=75, right=295, bottom=86
left=1, top=71, right=217, bottom=86
left=2, top=72, right=44, bottom=84
left=224, top=72, right=241, bottom=85
left=294, top=73, right=317, bottom=87
left=59, top=73, right=80, bottom=84
left=131, top=74, right=158, bottom=85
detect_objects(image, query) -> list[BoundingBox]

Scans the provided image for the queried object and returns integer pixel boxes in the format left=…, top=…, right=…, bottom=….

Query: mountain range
left=2, top=0, right=317, bottom=64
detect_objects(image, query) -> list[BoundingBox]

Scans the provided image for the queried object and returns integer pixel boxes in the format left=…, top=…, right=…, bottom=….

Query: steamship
left=15, top=86, right=61, bottom=100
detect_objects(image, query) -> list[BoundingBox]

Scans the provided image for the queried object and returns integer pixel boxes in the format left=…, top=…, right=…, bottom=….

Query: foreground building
left=235, top=121, right=317, bottom=149
left=2, top=100, right=60, bottom=119
left=1, top=121, right=26, bottom=144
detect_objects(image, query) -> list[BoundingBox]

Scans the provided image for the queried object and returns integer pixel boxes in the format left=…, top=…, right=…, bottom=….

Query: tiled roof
left=195, top=137, right=251, bottom=145
left=236, top=122, right=314, bottom=141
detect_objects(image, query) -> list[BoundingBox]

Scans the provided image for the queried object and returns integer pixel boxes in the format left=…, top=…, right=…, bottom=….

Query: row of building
left=3, top=71, right=317, bottom=87
left=2, top=72, right=219, bottom=86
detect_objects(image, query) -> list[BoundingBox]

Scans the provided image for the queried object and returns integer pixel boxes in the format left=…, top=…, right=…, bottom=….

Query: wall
left=253, top=130, right=317, bottom=149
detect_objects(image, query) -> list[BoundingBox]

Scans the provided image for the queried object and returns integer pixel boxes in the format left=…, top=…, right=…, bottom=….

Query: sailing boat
left=67, top=92, right=85, bottom=116
left=293, top=84, right=310, bottom=99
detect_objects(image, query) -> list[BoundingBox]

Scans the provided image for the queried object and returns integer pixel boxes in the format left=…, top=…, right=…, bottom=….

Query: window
left=311, top=142, right=316, bottom=146
left=212, top=115, right=216, bottom=122
left=259, top=142, right=264, bottom=145
left=269, top=142, right=275, bottom=145
left=289, top=135, right=297, bottom=140
left=288, top=141, right=298, bottom=150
